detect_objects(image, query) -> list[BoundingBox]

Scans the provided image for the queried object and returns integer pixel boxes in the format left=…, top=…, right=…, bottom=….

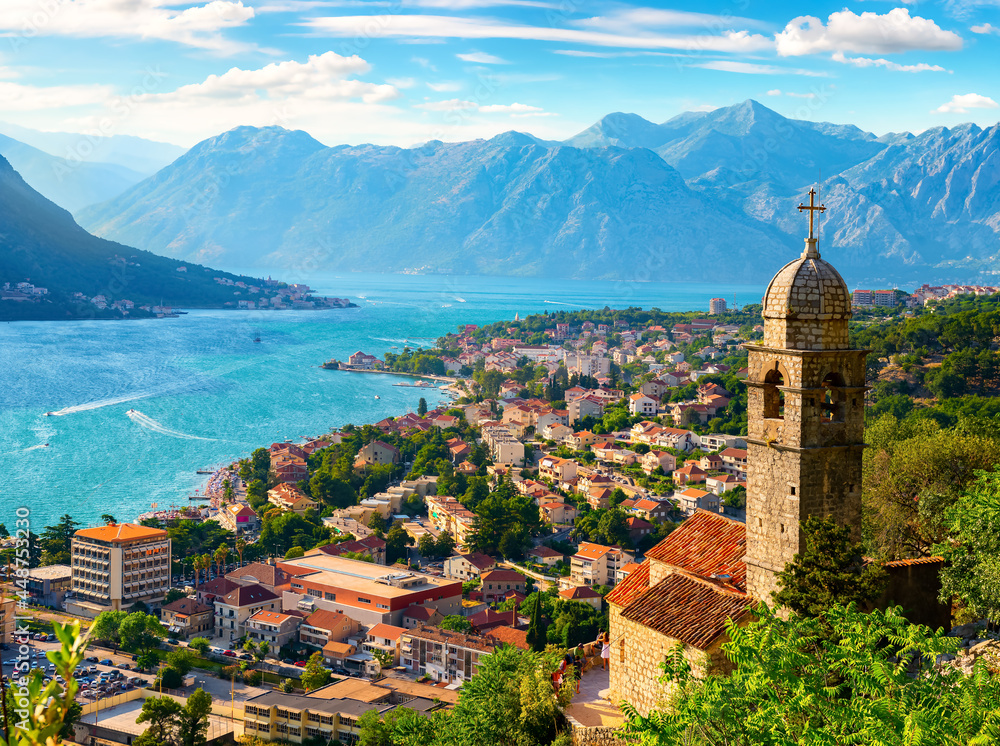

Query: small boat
left=43, top=412, right=54, bottom=416
left=253, top=331, right=261, bottom=343
left=127, top=409, right=137, bottom=414
left=374, top=395, right=380, bottom=399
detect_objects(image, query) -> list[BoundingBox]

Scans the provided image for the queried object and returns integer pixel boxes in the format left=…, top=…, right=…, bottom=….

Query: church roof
left=645, top=510, right=747, bottom=592
left=763, top=248, right=851, bottom=321
left=619, top=571, right=752, bottom=649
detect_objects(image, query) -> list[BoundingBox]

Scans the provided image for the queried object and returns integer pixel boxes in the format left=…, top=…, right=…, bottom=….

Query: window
left=377, top=603, right=388, bottom=610
left=325, top=592, right=336, bottom=601
left=291, top=583, right=303, bottom=589
left=358, top=597, right=371, bottom=604
left=821, top=372, right=846, bottom=423
left=763, top=368, right=785, bottom=419
left=790, top=486, right=796, bottom=496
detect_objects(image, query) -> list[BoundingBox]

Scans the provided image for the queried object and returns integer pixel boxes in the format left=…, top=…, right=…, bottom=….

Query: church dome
left=762, top=245, right=852, bottom=321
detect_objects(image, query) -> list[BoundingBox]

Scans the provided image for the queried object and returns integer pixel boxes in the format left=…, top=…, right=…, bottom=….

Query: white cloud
left=411, top=57, right=437, bottom=71
left=971, top=23, right=999, bottom=34
left=387, top=77, right=417, bottom=89
left=427, top=81, right=462, bottom=92
left=479, top=102, right=542, bottom=113
left=456, top=51, right=510, bottom=64
left=552, top=49, right=682, bottom=58
left=142, top=52, right=395, bottom=104
left=689, top=60, right=830, bottom=76
left=0, top=0, right=259, bottom=55
left=0, top=81, right=112, bottom=111
left=767, top=89, right=782, bottom=96
left=776, top=8, right=963, bottom=56
left=306, top=14, right=773, bottom=53
left=573, top=7, right=769, bottom=33
left=416, top=100, right=549, bottom=116
left=933, top=93, right=998, bottom=113
left=415, top=98, right=478, bottom=111
left=831, top=51, right=948, bottom=72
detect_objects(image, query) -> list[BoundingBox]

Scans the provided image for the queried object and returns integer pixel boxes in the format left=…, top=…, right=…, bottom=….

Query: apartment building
left=277, top=553, right=463, bottom=628
left=161, top=597, right=214, bottom=639
left=570, top=542, right=634, bottom=587
left=67, top=523, right=171, bottom=618
left=247, top=609, right=303, bottom=648
left=400, top=625, right=494, bottom=683
left=425, top=495, right=476, bottom=548
left=481, top=423, right=525, bottom=465
left=214, top=584, right=280, bottom=641
left=25, top=564, right=72, bottom=609
left=0, top=597, right=14, bottom=645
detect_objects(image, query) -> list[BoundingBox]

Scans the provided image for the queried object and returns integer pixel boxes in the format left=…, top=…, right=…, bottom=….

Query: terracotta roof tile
left=484, top=625, right=530, bottom=650
left=605, top=561, right=650, bottom=607
left=645, top=510, right=747, bottom=591
left=620, top=571, right=751, bottom=649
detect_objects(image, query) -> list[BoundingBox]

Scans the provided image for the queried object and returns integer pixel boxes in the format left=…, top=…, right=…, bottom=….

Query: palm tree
left=214, top=545, right=230, bottom=578
left=235, top=538, right=246, bottom=569
left=194, top=554, right=211, bottom=588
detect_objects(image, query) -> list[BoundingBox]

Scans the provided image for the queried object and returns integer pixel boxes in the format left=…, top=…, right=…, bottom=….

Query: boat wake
left=23, top=444, right=49, bottom=452
left=126, top=410, right=215, bottom=441
left=543, top=300, right=577, bottom=306
left=48, top=392, right=150, bottom=416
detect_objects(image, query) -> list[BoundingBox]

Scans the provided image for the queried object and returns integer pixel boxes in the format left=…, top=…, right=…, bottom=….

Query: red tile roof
left=645, top=510, right=747, bottom=592
left=620, top=571, right=751, bottom=649
left=605, top=561, right=650, bottom=608
left=484, top=625, right=530, bottom=650
left=481, top=569, right=525, bottom=584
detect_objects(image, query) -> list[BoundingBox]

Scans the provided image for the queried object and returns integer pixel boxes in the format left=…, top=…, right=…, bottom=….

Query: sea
left=1, top=272, right=764, bottom=529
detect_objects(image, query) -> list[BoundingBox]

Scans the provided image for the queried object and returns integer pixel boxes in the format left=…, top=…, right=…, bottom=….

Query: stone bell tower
left=744, top=189, right=868, bottom=603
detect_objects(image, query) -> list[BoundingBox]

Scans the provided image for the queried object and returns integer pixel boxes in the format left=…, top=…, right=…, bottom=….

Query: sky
left=0, top=0, right=998, bottom=149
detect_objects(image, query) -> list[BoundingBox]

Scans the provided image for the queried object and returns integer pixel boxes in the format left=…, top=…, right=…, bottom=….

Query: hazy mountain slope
left=0, top=121, right=185, bottom=175
left=0, top=153, right=272, bottom=316
left=76, top=101, right=1000, bottom=285
left=77, top=127, right=792, bottom=282
left=0, top=133, right=146, bottom=211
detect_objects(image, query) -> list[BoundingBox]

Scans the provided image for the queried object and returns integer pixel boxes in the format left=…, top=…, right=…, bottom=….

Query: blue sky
left=1, top=0, right=998, bottom=148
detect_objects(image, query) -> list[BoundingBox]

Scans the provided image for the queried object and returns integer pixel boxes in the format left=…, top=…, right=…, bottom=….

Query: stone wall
left=607, top=604, right=730, bottom=717
left=742, top=340, right=868, bottom=602
left=571, top=724, right=626, bottom=746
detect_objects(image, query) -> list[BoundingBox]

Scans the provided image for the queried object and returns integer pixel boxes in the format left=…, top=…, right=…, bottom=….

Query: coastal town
left=12, top=256, right=1000, bottom=744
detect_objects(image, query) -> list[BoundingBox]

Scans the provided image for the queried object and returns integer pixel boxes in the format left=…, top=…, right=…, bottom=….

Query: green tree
left=385, top=520, right=415, bottom=564
left=935, top=468, right=1000, bottom=622
left=99, top=514, right=117, bottom=525
left=525, top=593, right=546, bottom=652
left=435, top=531, right=456, bottom=558
left=134, top=695, right=183, bottom=746
left=38, top=513, right=80, bottom=565
left=774, top=516, right=887, bottom=619
left=284, top=546, right=305, bottom=559
left=436, top=645, right=575, bottom=746
left=622, top=603, right=1000, bottom=745
left=418, top=397, right=428, bottom=416
left=164, top=588, right=187, bottom=604
left=418, top=533, right=438, bottom=559
left=189, top=637, right=211, bottom=656
left=165, top=648, right=197, bottom=676
left=119, top=611, right=167, bottom=654
left=176, top=688, right=213, bottom=746
left=136, top=650, right=159, bottom=672
left=300, top=651, right=331, bottom=691
left=90, top=610, right=127, bottom=645
left=439, top=615, right=473, bottom=633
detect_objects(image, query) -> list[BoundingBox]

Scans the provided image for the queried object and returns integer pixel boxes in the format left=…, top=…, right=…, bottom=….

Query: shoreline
left=321, top=366, right=457, bottom=384
left=0, top=302, right=359, bottom=324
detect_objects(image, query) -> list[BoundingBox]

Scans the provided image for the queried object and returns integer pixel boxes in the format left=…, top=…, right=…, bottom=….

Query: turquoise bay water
left=2, top=272, right=764, bottom=528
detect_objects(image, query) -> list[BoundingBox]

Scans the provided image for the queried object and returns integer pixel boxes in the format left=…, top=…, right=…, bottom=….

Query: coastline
left=0, top=302, right=359, bottom=324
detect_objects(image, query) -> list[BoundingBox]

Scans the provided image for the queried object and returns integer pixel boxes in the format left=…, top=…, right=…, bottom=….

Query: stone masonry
left=744, top=236, right=868, bottom=602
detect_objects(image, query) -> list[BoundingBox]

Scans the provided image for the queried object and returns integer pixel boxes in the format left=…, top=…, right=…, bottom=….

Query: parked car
left=99, top=659, right=113, bottom=666
left=85, top=657, right=99, bottom=663
left=222, top=650, right=236, bottom=657
left=293, top=661, right=307, bottom=668
left=117, top=663, right=131, bottom=670
left=238, top=653, right=252, bottom=661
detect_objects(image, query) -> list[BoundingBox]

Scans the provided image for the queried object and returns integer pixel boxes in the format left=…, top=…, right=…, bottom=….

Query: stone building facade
left=606, top=192, right=946, bottom=719
left=743, top=230, right=868, bottom=602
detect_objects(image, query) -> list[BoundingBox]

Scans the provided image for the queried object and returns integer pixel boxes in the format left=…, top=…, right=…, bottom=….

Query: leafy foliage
left=623, top=602, right=1000, bottom=745
left=774, top=515, right=887, bottom=618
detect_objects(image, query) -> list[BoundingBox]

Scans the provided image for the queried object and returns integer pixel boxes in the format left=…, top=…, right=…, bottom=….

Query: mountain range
left=0, top=152, right=274, bottom=320
left=61, top=100, right=1000, bottom=285
left=0, top=123, right=184, bottom=212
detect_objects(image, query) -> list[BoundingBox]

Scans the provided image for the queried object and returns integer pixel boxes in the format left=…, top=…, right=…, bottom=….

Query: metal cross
left=797, top=187, right=826, bottom=240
